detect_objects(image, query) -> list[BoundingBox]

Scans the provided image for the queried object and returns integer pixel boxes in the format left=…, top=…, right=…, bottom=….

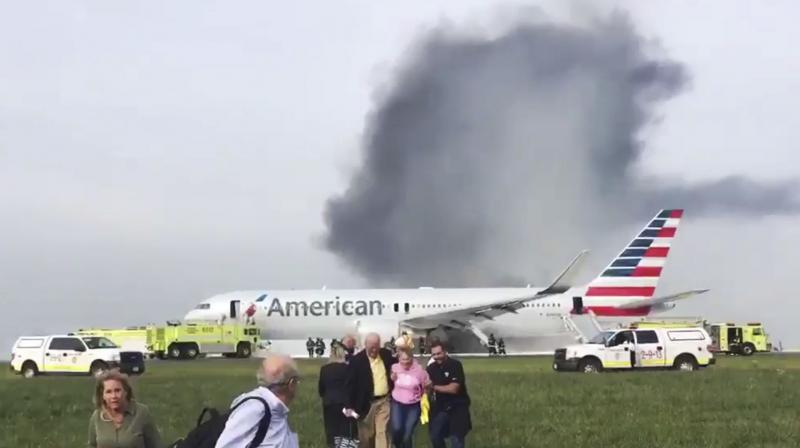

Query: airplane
left=183, top=209, right=708, bottom=345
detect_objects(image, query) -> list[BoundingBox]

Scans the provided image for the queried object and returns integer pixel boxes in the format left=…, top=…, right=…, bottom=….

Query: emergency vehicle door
left=44, top=337, right=89, bottom=372
left=633, top=330, right=665, bottom=367
left=604, top=330, right=635, bottom=369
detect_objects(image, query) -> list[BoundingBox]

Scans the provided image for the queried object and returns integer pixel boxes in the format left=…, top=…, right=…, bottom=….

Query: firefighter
left=498, top=337, right=506, bottom=356
left=315, top=337, right=325, bottom=357
left=306, top=337, right=315, bottom=358
left=487, top=333, right=497, bottom=356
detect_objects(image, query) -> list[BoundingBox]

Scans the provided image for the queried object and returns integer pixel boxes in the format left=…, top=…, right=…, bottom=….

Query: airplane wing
left=402, top=250, right=589, bottom=329
left=616, top=289, right=710, bottom=309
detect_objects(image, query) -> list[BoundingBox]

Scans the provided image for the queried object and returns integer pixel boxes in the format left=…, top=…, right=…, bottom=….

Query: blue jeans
left=390, top=400, right=421, bottom=448
left=429, top=410, right=466, bottom=448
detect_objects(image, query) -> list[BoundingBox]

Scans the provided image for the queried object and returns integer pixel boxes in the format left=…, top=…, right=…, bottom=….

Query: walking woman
left=390, top=348, right=431, bottom=448
left=88, top=369, right=163, bottom=448
left=319, top=341, right=358, bottom=447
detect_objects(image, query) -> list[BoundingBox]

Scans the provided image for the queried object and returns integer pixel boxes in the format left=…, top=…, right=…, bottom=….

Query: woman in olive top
left=88, top=369, right=162, bottom=448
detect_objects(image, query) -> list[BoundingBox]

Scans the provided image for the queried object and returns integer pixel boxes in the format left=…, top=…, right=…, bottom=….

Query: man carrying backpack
left=215, top=354, right=301, bottom=448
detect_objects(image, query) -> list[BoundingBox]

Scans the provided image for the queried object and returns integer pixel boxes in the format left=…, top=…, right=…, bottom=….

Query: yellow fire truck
left=628, top=320, right=772, bottom=356
left=146, top=321, right=260, bottom=360
left=77, top=321, right=260, bottom=360
left=706, top=322, right=772, bottom=356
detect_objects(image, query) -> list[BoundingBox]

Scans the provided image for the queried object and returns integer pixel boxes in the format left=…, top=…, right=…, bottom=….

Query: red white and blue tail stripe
left=584, top=209, right=683, bottom=316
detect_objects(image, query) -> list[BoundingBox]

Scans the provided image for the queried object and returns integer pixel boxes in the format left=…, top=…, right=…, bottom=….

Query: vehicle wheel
left=185, top=344, right=199, bottom=359
left=90, top=361, right=109, bottom=377
left=237, top=342, right=252, bottom=358
left=21, top=361, right=38, bottom=378
left=168, top=344, right=183, bottom=360
left=741, top=343, right=755, bottom=356
left=673, top=355, right=697, bottom=372
left=578, top=358, right=602, bottom=373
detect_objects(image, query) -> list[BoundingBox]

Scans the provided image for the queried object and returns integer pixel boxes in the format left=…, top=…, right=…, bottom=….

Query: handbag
left=334, top=409, right=359, bottom=448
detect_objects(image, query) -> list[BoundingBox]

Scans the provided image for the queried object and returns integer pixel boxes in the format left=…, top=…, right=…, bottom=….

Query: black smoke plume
left=323, top=12, right=798, bottom=286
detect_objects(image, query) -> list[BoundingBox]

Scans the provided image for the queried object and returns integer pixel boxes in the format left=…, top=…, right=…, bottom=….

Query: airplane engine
left=354, top=319, right=399, bottom=345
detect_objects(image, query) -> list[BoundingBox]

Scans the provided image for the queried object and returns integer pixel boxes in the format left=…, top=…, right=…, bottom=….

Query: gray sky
left=1, top=1, right=799, bottom=355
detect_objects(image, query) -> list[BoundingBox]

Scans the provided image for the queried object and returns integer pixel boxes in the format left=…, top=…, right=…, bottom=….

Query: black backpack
left=170, top=396, right=272, bottom=448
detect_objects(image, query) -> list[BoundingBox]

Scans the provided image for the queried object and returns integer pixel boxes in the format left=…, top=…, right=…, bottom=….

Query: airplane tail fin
left=584, top=209, right=683, bottom=315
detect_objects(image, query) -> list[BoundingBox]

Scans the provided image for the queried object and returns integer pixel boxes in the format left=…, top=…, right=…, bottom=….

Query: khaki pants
left=358, top=396, right=390, bottom=448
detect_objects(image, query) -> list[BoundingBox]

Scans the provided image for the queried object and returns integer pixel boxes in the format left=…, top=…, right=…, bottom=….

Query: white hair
left=256, top=353, right=299, bottom=390
left=364, top=332, right=381, bottom=345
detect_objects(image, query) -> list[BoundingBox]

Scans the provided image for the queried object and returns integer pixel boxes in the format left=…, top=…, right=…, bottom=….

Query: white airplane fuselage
left=184, top=287, right=663, bottom=341
left=183, top=209, right=692, bottom=343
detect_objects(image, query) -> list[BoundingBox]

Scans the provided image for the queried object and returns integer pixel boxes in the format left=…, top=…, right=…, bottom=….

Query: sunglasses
left=268, top=376, right=301, bottom=389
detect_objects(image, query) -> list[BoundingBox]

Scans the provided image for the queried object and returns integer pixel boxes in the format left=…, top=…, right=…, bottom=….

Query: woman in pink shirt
left=390, top=347, right=431, bottom=448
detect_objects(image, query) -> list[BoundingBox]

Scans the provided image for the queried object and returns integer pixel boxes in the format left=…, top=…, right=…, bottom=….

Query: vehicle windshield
left=588, top=331, right=615, bottom=344
left=82, top=337, right=118, bottom=349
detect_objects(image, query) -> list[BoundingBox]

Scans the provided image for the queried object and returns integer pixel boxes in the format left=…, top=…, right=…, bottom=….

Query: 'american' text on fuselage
left=263, top=297, right=383, bottom=317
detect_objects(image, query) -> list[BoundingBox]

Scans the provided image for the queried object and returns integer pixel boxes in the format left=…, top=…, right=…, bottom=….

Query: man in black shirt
left=426, top=340, right=471, bottom=448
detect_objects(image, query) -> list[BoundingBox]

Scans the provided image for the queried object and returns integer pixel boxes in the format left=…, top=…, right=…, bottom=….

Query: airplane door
left=230, top=300, right=241, bottom=319
left=572, top=296, right=584, bottom=315
left=604, top=330, right=635, bottom=369
left=634, top=330, right=665, bottom=368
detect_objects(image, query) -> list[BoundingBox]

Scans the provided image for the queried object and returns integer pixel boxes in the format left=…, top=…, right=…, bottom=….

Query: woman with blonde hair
left=88, top=369, right=162, bottom=448
left=318, top=341, right=358, bottom=447
left=389, top=347, right=431, bottom=448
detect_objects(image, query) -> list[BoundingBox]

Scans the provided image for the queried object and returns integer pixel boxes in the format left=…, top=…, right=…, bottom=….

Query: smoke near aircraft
left=323, top=11, right=799, bottom=287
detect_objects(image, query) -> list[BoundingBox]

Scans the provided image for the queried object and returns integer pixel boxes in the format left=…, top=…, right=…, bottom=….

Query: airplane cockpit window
left=195, top=303, right=211, bottom=310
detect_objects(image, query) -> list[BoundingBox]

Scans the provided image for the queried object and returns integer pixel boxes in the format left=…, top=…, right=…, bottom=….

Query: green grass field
left=2, top=355, right=800, bottom=447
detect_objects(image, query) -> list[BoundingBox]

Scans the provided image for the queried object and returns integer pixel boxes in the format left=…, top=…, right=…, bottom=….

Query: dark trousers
left=323, top=404, right=357, bottom=447
left=390, top=400, right=421, bottom=448
left=429, top=410, right=466, bottom=448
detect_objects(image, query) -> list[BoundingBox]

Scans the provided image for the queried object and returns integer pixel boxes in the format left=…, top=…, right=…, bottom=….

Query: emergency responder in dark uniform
left=497, top=337, right=506, bottom=356
left=487, top=333, right=497, bottom=356
left=329, top=338, right=337, bottom=356
left=418, top=336, right=425, bottom=355
left=427, top=341, right=471, bottom=447
left=307, top=337, right=315, bottom=358
left=315, top=337, right=325, bottom=357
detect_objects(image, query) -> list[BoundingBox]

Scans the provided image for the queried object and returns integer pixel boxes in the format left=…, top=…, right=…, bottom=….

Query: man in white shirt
left=215, top=354, right=301, bottom=448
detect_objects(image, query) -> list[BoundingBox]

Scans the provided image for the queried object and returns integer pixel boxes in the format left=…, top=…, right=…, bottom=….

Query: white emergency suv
left=10, top=335, right=123, bottom=378
left=553, top=327, right=715, bottom=373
